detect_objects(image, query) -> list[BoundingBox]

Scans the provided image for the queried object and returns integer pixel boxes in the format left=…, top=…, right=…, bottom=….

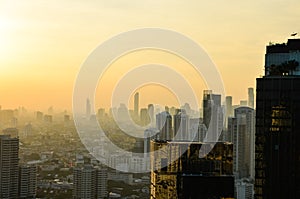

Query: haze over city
left=1, top=1, right=300, bottom=111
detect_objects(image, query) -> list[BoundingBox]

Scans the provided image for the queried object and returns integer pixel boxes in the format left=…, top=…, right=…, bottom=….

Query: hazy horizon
left=1, top=0, right=300, bottom=110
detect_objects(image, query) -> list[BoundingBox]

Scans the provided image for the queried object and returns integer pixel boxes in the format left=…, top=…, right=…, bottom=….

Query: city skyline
left=1, top=1, right=300, bottom=110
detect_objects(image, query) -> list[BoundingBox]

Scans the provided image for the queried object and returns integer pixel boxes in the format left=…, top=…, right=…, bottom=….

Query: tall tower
left=248, top=88, right=254, bottom=108
left=203, top=90, right=223, bottom=141
left=0, top=135, right=19, bottom=198
left=173, top=109, right=189, bottom=140
left=134, top=92, right=139, bottom=119
left=231, top=107, right=255, bottom=179
left=156, top=111, right=172, bottom=140
left=255, top=39, right=300, bottom=198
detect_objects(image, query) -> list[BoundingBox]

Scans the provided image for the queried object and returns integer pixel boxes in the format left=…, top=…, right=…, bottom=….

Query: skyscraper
left=255, top=39, right=300, bottom=198
left=173, top=109, right=189, bottom=140
left=248, top=87, right=254, bottom=108
left=134, top=92, right=139, bottom=119
left=156, top=111, right=173, bottom=140
left=231, top=107, right=255, bottom=179
left=0, top=135, right=19, bottom=198
left=203, top=90, right=223, bottom=141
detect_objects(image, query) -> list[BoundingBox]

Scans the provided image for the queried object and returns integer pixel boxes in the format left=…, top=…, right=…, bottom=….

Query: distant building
left=23, top=123, right=32, bottom=137
left=156, top=111, right=173, bottom=140
left=150, top=141, right=234, bottom=199
left=203, top=90, right=223, bottom=141
left=140, top=108, right=150, bottom=126
left=36, top=111, right=43, bottom=120
left=2, top=127, right=19, bottom=138
left=248, top=88, right=254, bottom=108
left=73, top=165, right=108, bottom=199
left=97, top=108, right=105, bottom=118
left=147, top=104, right=155, bottom=127
left=240, top=100, right=248, bottom=106
left=134, top=92, right=139, bottom=119
left=44, top=114, right=52, bottom=123
left=0, top=135, right=19, bottom=198
left=173, top=109, right=189, bottom=140
left=64, top=114, right=70, bottom=122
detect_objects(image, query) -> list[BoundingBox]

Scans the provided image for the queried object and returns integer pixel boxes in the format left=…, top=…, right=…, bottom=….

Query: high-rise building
left=19, top=165, right=37, bottom=199
left=148, top=104, right=155, bottom=127
left=225, top=96, right=233, bottom=128
left=156, top=111, right=173, bottom=140
left=140, top=108, right=150, bottom=126
left=231, top=107, right=255, bottom=179
left=150, top=141, right=234, bottom=199
left=255, top=39, right=300, bottom=198
left=248, top=88, right=254, bottom=108
left=173, top=109, right=189, bottom=140
left=0, top=135, right=19, bottom=198
left=36, top=111, right=43, bottom=121
left=73, top=165, right=108, bottom=199
left=203, top=90, right=223, bottom=141
left=134, top=92, right=139, bottom=118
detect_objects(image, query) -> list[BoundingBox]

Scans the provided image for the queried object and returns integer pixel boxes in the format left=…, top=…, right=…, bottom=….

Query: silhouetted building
left=255, top=39, right=300, bottom=198
left=150, top=141, right=234, bottom=199
left=0, top=135, right=19, bottom=198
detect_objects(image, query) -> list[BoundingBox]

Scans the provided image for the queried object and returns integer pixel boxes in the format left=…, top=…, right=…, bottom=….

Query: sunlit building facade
left=150, top=141, right=234, bottom=199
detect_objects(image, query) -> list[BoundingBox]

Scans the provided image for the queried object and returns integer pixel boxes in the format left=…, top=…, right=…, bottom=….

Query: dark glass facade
left=255, top=77, right=300, bottom=198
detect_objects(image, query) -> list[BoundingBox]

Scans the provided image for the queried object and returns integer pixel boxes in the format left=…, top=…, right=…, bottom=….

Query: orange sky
left=0, top=1, right=300, bottom=112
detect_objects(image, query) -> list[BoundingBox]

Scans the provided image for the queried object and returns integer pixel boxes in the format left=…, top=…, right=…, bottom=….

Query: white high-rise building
left=231, top=107, right=255, bottom=179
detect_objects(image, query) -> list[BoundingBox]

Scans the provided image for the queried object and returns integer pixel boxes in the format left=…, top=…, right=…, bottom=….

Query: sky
left=0, top=0, right=300, bottom=112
